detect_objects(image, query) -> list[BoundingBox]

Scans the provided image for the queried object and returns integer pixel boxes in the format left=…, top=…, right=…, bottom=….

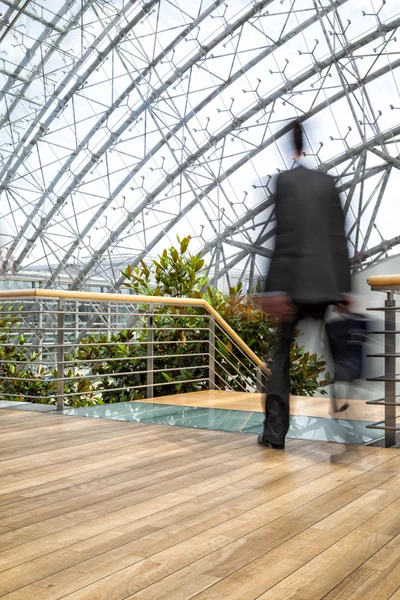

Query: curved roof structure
left=0, top=0, right=399, bottom=291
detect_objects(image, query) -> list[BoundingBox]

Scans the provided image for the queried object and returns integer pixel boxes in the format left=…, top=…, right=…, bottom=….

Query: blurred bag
left=325, top=314, right=369, bottom=383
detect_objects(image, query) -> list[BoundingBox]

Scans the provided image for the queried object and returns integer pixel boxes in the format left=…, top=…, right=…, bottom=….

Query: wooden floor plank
left=0, top=423, right=250, bottom=494
left=0, top=464, right=392, bottom=596
left=0, top=436, right=257, bottom=518
left=0, top=433, right=258, bottom=512
left=0, top=440, right=340, bottom=578
left=0, top=409, right=397, bottom=600
left=0, top=443, right=322, bottom=553
left=121, top=457, right=400, bottom=600
left=321, top=531, right=400, bottom=600
left=0, top=422, right=238, bottom=476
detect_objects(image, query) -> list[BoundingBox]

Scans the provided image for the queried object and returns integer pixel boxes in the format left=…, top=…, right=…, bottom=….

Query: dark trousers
left=263, top=304, right=328, bottom=447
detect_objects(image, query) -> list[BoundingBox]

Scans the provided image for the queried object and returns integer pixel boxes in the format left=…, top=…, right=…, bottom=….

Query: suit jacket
left=264, top=165, right=351, bottom=305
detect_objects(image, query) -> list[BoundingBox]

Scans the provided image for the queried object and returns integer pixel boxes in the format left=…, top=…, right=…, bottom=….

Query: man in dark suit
left=257, top=120, right=351, bottom=449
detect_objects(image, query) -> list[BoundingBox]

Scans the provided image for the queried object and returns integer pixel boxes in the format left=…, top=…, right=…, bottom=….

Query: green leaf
left=180, top=236, right=190, bottom=254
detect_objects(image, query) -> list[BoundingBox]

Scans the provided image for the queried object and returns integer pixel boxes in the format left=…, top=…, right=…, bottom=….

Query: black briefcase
left=325, top=314, right=369, bottom=383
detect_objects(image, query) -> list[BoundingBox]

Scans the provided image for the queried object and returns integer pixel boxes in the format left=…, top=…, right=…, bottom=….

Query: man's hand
left=336, top=295, right=353, bottom=314
left=254, top=293, right=296, bottom=318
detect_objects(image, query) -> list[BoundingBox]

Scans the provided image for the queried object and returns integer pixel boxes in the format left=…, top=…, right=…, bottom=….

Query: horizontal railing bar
left=58, top=377, right=209, bottom=399
left=0, top=394, right=56, bottom=401
left=67, top=327, right=210, bottom=332
left=0, top=326, right=210, bottom=333
left=368, top=275, right=400, bottom=288
left=0, top=364, right=209, bottom=383
left=366, top=400, right=400, bottom=406
left=367, top=377, right=400, bottom=382
left=0, top=351, right=210, bottom=365
left=211, top=338, right=256, bottom=382
left=0, top=311, right=210, bottom=320
left=213, top=373, right=236, bottom=393
left=368, top=331, right=400, bottom=334
left=129, top=339, right=208, bottom=345
left=0, top=360, right=50, bottom=364
left=213, top=351, right=255, bottom=384
left=0, top=352, right=209, bottom=367
left=207, top=365, right=235, bottom=392
left=212, top=357, right=249, bottom=393
left=213, top=338, right=256, bottom=378
left=0, top=377, right=57, bottom=383
left=0, top=309, right=150, bottom=315
left=367, top=353, right=400, bottom=358
left=0, top=289, right=208, bottom=306
left=210, top=378, right=225, bottom=392
left=366, top=421, right=400, bottom=431
left=13, top=340, right=210, bottom=350
left=367, top=307, right=400, bottom=311
left=213, top=324, right=264, bottom=380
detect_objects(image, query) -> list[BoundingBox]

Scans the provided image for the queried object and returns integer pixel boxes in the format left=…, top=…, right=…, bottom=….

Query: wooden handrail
left=368, top=275, right=400, bottom=290
left=0, top=289, right=270, bottom=376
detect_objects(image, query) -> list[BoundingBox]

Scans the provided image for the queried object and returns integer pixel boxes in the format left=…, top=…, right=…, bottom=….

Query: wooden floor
left=0, top=409, right=399, bottom=600
left=142, top=390, right=386, bottom=422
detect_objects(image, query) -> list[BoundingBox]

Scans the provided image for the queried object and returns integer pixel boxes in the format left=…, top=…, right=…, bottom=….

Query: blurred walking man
left=257, top=120, right=351, bottom=449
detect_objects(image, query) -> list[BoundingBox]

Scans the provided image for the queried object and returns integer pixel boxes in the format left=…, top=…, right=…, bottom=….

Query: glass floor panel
left=61, top=402, right=382, bottom=445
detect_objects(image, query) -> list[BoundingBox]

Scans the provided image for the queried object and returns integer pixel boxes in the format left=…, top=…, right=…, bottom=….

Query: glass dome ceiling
left=0, top=0, right=399, bottom=291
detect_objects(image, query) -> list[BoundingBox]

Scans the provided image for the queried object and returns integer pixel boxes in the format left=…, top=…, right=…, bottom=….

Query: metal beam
left=351, top=235, right=400, bottom=266
left=41, top=0, right=349, bottom=288
left=369, top=148, right=400, bottom=170
left=0, top=0, right=138, bottom=186
left=6, top=0, right=158, bottom=270
left=201, top=125, right=400, bottom=262
left=81, top=113, right=400, bottom=293
left=343, top=152, right=365, bottom=219
left=9, top=0, right=226, bottom=273
left=0, top=0, right=65, bottom=33
left=0, top=0, right=33, bottom=44
left=64, top=23, right=400, bottom=290
left=204, top=154, right=398, bottom=281
left=0, top=0, right=87, bottom=133
left=361, top=166, right=392, bottom=253
left=223, top=238, right=273, bottom=259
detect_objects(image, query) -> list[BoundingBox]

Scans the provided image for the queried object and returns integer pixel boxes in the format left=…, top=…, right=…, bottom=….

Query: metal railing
left=0, top=289, right=270, bottom=410
left=366, top=275, right=400, bottom=447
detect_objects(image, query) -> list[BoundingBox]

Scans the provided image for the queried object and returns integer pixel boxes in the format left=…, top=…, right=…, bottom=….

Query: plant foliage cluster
left=0, top=237, right=330, bottom=406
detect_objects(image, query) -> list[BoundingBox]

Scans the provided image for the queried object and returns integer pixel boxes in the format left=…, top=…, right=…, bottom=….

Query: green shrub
left=0, top=306, right=104, bottom=407
left=0, top=306, right=56, bottom=402
left=118, top=236, right=330, bottom=397
left=0, top=237, right=330, bottom=406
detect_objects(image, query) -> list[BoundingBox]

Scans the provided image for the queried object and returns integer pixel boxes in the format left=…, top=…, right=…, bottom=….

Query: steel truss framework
left=0, top=0, right=399, bottom=292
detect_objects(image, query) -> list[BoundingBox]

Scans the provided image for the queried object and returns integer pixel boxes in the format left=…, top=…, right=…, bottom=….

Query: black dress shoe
left=330, top=402, right=349, bottom=415
left=257, top=433, right=285, bottom=450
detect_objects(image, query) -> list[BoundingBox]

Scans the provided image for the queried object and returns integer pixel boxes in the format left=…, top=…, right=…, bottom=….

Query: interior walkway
left=142, top=390, right=385, bottom=422
left=0, top=409, right=399, bottom=599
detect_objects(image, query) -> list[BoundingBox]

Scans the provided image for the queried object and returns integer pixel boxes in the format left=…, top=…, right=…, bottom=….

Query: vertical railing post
left=384, top=291, right=397, bottom=447
left=209, top=316, right=215, bottom=390
left=75, top=301, right=79, bottom=339
left=147, top=305, right=154, bottom=399
left=57, top=298, right=65, bottom=411
left=106, top=303, right=111, bottom=341
left=38, top=298, right=43, bottom=362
